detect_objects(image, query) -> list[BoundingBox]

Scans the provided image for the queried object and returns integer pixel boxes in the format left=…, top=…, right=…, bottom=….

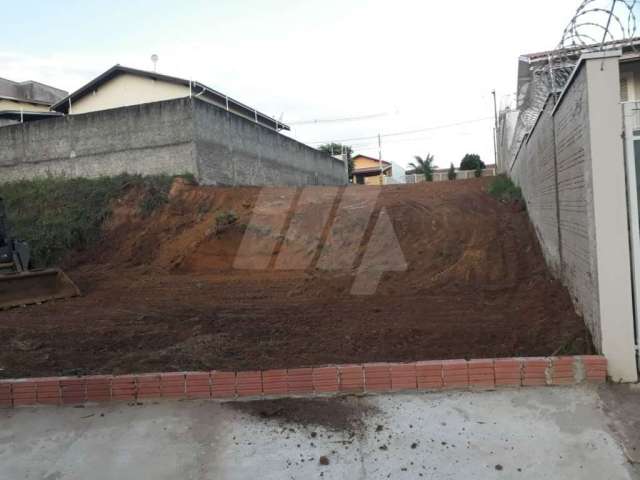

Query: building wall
left=507, top=53, right=638, bottom=382
left=0, top=97, right=346, bottom=187
left=70, top=73, right=190, bottom=114
left=354, top=156, right=385, bottom=170
left=352, top=157, right=391, bottom=185
left=0, top=99, right=50, bottom=112
left=363, top=174, right=385, bottom=185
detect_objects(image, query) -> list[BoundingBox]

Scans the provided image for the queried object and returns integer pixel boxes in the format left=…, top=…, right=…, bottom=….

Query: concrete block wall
left=193, top=99, right=345, bottom=186
left=0, top=97, right=346, bottom=187
left=511, top=100, right=561, bottom=274
left=552, top=67, right=600, bottom=346
left=0, top=100, right=197, bottom=182
left=0, top=99, right=197, bottom=182
left=508, top=52, right=638, bottom=382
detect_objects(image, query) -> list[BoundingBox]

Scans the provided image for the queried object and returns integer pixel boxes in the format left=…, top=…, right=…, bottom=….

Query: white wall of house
left=70, top=73, right=190, bottom=114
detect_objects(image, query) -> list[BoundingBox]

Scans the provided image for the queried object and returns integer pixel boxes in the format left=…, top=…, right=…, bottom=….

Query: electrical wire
left=287, top=111, right=391, bottom=125
left=306, top=116, right=493, bottom=145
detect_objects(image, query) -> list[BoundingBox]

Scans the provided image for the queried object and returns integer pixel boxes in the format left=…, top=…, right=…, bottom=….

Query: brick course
left=0, top=356, right=608, bottom=408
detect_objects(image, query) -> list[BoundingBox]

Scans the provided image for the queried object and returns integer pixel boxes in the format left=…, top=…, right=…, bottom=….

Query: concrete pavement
left=0, top=386, right=636, bottom=479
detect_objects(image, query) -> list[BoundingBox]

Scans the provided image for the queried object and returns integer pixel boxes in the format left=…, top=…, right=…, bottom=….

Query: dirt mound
left=0, top=178, right=591, bottom=378
left=87, top=179, right=538, bottom=289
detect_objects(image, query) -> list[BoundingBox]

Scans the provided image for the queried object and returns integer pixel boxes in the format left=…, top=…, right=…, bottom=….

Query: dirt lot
left=0, top=178, right=591, bottom=378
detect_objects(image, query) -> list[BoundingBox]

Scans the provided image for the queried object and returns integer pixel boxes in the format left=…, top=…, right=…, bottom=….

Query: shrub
left=215, top=210, right=238, bottom=234
left=474, top=165, right=483, bottom=178
left=0, top=173, right=193, bottom=267
left=460, top=153, right=485, bottom=171
left=487, top=175, right=522, bottom=203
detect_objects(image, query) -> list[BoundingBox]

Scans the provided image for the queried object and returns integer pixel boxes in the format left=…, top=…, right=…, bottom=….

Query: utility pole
left=491, top=89, right=499, bottom=168
left=378, top=133, right=383, bottom=185
left=341, top=143, right=348, bottom=183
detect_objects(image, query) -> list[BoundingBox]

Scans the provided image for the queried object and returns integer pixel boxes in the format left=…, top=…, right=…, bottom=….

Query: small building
left=0, top=77, right=66, bottom=126
left=50, top=65, right=288, bottom=132
left=351, top=154, right=392, bottom=185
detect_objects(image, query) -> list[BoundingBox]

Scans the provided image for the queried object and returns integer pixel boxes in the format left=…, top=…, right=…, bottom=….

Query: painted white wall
left=70, top=73, right=190, bottom=114
left=389, top=161, right=406, bottom=183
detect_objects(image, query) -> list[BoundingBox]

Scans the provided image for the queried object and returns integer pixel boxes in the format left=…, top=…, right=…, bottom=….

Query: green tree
left=409, top=154, right=436, bottom=182
left=318, top=143, right=354, bottom=177
left=447, top=163, right=457, bottom=181
left=459, top=153, right=485, bottom=171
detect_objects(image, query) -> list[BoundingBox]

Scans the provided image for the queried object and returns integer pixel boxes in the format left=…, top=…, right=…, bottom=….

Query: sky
left=2, top=0, right=581, bottom=170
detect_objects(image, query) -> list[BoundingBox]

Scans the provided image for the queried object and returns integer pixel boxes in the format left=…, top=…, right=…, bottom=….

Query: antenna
left=151, top=54, right=159, bottom=72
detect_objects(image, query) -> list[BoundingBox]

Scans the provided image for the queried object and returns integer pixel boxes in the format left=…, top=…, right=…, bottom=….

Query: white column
left=586, top=53, right=638, bottom=382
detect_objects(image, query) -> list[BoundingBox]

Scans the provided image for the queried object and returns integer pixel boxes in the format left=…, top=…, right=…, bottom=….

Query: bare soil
left=0, top=178, right=591, bottom=379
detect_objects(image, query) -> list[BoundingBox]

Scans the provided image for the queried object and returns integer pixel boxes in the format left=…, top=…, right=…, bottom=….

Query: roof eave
left=51, top=65, right=291, bottom=131
left=0, top=95, right=52, bottom=107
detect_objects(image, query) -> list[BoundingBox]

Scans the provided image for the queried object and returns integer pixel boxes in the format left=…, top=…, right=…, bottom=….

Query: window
left=621, top=76, right=629, bottom=102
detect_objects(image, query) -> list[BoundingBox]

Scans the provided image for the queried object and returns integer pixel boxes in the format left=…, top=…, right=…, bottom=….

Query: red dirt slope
left=0, top=178, right=591, bottom=378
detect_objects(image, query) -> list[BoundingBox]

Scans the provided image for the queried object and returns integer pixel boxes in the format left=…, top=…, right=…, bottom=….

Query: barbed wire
left=503, top=0, right=639, bottom=168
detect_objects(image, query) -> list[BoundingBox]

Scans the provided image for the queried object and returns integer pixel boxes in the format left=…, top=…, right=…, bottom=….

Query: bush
left=487, top=175, right=522, bottom=203
left=474, top=165, right=483, bottom=178
left=0, top=173, right=193, bottom=267
left=215, top=210, right=238, bottom=234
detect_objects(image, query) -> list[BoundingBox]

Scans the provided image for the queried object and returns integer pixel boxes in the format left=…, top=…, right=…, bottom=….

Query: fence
left=405, top=167, right=496, bottom=184
left=505, top=51, right=637, bottom=382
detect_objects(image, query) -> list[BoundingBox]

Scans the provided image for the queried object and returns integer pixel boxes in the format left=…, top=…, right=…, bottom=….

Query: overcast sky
left=2, top=0, right=580, bottom=169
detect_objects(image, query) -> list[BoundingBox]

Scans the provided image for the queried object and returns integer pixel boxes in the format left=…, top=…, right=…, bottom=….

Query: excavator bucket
left=0, top=268, right=80, bottom=310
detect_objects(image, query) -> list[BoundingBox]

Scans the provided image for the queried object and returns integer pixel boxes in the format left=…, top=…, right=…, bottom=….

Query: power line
left=287, top=111, right=391, bottom=125
left=349, top=131, right=475, bottom=151
left=307, top=116, right=493, bottom=145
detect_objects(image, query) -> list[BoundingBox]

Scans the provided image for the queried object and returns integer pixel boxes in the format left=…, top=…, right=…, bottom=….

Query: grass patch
left=487, top=175, right=522, bottom=203
left=215, top=210, right=238, bottom=234
left=0, top=173, right=194, bottom=267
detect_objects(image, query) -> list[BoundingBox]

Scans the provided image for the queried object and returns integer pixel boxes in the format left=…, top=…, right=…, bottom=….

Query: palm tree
left=409, top=154, right=436, bottom=182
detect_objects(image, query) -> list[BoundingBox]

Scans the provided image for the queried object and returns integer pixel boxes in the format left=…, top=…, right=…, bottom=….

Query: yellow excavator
left=0, top=197, right=80, bottom=310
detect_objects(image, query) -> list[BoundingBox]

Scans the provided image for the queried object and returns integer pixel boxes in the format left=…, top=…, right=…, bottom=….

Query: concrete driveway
left=0, top=386, right=636, bottom=479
